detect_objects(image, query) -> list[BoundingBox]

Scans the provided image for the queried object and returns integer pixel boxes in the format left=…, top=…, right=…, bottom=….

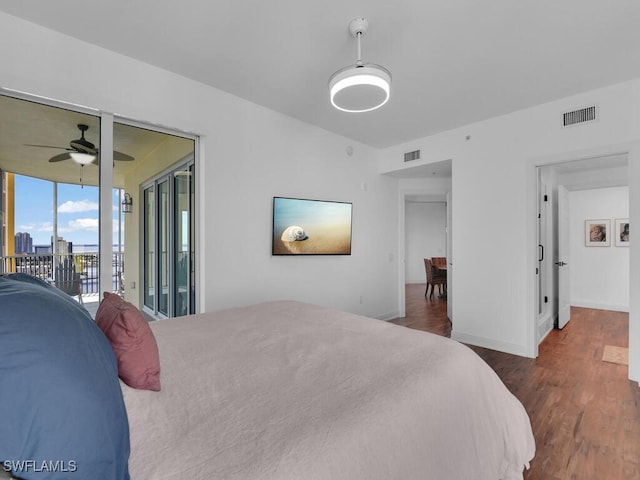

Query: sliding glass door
left=142, top=158, right=195, bottom=318
left=0, top=94, right=107, bottom=300
left=174, top=166, right=194, bottom=317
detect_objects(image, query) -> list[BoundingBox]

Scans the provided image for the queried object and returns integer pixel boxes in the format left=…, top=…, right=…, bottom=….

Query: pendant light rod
left=350, top=17, right=367, bottom=64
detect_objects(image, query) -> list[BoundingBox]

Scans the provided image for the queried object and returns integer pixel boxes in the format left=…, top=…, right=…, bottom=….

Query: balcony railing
left=0, top=252, right=125, bottom=296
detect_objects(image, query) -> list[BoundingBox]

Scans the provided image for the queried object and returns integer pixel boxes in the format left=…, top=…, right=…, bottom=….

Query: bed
left=1, top=274, right=535, bottom=480
left=122, top=301, right=535, bottom=479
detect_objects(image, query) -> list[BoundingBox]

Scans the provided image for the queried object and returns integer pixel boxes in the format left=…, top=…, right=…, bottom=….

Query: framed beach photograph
left=615, top=218, right=630, bottom=247
left=272, top=197, right=353, bottom=255
left=585, top=219, right=610, bottom=247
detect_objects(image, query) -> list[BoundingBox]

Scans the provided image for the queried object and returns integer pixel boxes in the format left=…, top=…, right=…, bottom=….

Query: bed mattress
left=121, top=301, right=535, bottom=479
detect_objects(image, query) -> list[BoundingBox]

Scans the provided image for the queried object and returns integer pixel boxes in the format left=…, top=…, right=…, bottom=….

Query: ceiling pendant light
left=328, top=17, right=391, bottom=113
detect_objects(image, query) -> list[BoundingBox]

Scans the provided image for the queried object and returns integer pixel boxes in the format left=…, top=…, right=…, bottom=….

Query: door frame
left=398, top=186, right=451, bottom=319
left=140, top=155, right=196, bottom=319
left=0, top=88, right=114, bottom=296
left=556, top=184, right=570, bottom=329
left=114, top=116, right=201, bottom=315
left=527, top=142, right=638, bottom=382
left=0, top=87, right=203, bottom=314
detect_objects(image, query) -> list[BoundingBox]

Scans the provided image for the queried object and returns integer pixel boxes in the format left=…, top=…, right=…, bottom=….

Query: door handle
left=538, top=244, right=544, bottom=262
left=555, top=261, right=567, bottom=266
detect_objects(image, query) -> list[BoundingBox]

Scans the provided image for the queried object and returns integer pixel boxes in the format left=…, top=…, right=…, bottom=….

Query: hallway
left=389, top=283, right=450, bottom=336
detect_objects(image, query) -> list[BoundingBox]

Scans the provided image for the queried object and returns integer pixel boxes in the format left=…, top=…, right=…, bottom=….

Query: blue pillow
left=0, top=274, right=130, bottom=480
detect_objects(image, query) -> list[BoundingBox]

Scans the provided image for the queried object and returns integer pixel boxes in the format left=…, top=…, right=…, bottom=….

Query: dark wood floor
left=390, top=283, right=640, bottom=480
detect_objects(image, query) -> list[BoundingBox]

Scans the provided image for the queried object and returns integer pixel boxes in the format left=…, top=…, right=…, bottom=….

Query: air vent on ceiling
left=404, top=149, right=421, bottom=162
left=562, top=105, right=597, bottom=127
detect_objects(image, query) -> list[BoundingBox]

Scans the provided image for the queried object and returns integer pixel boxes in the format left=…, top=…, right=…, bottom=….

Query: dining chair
left=431, top=256, right=447, bottom=281
left=424, top=258, right=446, bottom=299
left=431, top=257, right=447, bottom=268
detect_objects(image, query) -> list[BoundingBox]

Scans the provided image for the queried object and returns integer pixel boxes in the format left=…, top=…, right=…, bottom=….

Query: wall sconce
left=121, top=193, right=133, bottom=214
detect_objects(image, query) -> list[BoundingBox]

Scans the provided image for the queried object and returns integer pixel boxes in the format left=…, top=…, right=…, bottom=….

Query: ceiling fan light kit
left=26, top=123, right=134, bottom=165
left=69, top=151, right=96, bottom=165
left=328, top=17, right=391, bottom=113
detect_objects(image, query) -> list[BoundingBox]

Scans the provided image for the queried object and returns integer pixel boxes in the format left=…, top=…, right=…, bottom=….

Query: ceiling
left=0, top=95, right=180, bottom=187
left=0, top=1, right=639, bottom=149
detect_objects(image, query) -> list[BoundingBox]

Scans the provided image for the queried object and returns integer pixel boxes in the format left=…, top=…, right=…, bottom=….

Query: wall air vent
left=404, top=149, right=421, bottom=162
left=562, top=105, right=597, bottom=127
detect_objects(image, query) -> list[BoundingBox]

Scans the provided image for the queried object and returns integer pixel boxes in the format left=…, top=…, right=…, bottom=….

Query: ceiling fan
left=25, top=124, right=135, bottom=164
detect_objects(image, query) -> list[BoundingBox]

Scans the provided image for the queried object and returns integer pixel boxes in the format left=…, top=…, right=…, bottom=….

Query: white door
left=557, top=185, right=571, bottom=328
left=446, top=191, right=453, bottom=321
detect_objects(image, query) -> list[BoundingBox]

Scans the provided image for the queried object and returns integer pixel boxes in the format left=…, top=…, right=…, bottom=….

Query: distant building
left=34, top=245, right=51, bottom=254
left=51, top=235, right=72, bottom=255
left=14, top=232, right=33, bottom=254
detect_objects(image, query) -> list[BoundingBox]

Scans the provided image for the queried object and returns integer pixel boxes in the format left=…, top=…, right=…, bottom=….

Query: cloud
left=67, top=218, right=99, bottom=232
left=17, top=222, right=53, bottom=232
left=58, top=200, right=99, bottom=213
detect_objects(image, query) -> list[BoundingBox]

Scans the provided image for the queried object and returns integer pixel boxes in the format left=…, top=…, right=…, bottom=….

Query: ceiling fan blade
left=70, top=142, right=98, bottom=155
left=24, top=144, right=71, bottom=150
left=113, top=150, right=135, bottom=162
left=88, top=151, right=135, bottom=164
left=48, top=152, right=71, bottom=162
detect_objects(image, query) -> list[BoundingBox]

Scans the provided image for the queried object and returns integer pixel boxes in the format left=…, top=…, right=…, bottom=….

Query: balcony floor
left=79, top=293, right=100, bottom=319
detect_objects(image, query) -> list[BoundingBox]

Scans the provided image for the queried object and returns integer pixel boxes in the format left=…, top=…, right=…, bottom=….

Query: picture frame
left=585, top=219, right=610, bottom=247
left=614, top=218, right=630, bottom=247
left=272, top=197, right=353, bottom=255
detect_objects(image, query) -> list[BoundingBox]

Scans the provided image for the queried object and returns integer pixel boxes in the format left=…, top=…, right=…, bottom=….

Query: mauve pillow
left=96, top=292, right=161, bottom=391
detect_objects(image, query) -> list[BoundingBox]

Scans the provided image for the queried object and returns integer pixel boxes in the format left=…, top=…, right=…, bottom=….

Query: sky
left=14, top=174, right=125, bottom=249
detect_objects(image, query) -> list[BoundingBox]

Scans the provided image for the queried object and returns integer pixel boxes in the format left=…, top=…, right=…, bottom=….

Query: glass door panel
left=0, top=94, right=101, bottom=302
left=143, top=185, right=155, bottom=310
left=174, top=170, right=190, bottom=317
left=158, top=180, right=169, bottom=316
left=189, top=163, right=196, bottom=314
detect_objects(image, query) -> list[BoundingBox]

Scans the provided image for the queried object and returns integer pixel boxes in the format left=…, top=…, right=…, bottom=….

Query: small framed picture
left=585, top=219, right=610, bottom=246
left=615, top=218, right=630, bottom=247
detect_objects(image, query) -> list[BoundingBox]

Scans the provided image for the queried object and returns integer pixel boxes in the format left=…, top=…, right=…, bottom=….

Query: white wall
left=380, top=79, right=640, bottom=382
left=3, top=11, right=639, bottom=381
left=0, top=12, right=400, bottom=320
left=569, top=187, right=629, bottom=311
left=405, top=202, right=446, bottom=283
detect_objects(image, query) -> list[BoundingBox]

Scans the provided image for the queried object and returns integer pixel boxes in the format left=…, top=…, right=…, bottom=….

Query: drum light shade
left=329, top=64, right=391, bottom=113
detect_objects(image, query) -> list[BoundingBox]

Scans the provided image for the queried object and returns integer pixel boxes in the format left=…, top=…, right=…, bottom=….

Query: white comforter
left=121, top=301, right=535, bottom=479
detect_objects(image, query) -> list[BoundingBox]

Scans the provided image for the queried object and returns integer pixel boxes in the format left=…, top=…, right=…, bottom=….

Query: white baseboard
left=377, top=310, right=400, bottom=321
left=538, top=324, right=553, bottom=343
left=451, top=331, right=533, bottom=358
left=537, top=312, right=554, bottom=341
left=571, top=300, right=629, bottom=313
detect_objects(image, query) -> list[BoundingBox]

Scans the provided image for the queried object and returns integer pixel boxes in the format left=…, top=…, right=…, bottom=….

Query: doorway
left=0, top=90, right=199, bottom=317
left=535, top=154, right=629, bottom=344
left=388, top=159, right=452, bottom=319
